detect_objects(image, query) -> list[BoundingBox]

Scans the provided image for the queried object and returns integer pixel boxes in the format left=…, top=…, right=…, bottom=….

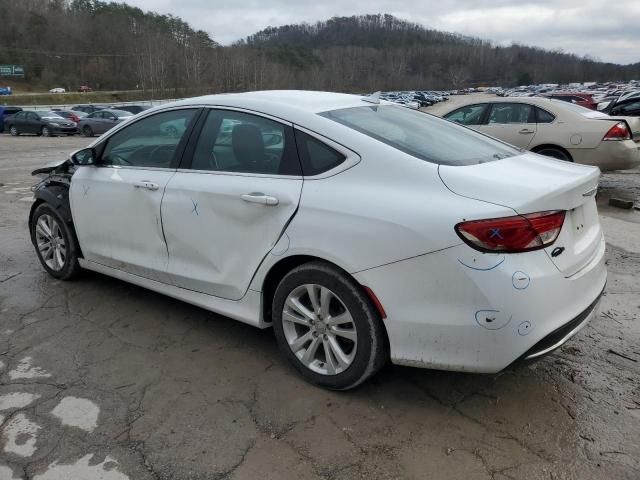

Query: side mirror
left=71, top=147, right=96, bottom=166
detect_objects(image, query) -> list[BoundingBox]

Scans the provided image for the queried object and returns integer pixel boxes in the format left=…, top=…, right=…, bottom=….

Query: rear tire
left=534, top=146, right=572, bottom=162
left=30, top=203, right=81, bottom=280
left=272, top=261, right=388, bottom=390
left=9, top=126, right=18, bottom=136
left=82, top=125, right=94, bottom=137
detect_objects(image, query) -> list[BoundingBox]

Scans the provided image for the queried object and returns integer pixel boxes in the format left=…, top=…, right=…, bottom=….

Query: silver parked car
left=78, top=109, right=133, bottom=137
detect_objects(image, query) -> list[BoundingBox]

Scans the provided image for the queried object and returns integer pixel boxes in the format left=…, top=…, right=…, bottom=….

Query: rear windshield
left=320, top=105, right=518, bottom=166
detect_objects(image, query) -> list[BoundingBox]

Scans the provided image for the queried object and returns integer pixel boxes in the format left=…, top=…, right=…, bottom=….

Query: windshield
left=39, top=111, right=64, bottom=119
left=320, top=105, right=518, bottom=166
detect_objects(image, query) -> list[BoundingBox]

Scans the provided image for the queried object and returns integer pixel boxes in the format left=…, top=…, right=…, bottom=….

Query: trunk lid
left=439, top=153, right=602, bottom=277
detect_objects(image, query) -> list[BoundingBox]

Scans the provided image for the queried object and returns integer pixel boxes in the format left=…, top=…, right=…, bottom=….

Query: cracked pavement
left=0, top=135, right=639, bottom=479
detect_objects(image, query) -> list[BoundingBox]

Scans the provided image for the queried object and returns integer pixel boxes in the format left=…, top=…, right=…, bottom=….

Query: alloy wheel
left=282, top=284, right=358, bottom=375
left=35, top=214, right=66, bottom=271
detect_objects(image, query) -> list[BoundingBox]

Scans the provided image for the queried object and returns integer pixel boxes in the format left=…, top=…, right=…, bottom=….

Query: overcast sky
left=126, top=0, right=639, bottom=65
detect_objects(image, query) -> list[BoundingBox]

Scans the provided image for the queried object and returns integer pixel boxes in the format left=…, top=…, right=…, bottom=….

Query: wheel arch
left=259, top=254, right=387, bottom=326
left=29, top=186, right=82, bottom=257
left=531, top=143, right=573, bottom=161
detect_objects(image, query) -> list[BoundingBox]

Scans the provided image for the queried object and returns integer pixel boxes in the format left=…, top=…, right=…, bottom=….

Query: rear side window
left=321, top=105, right=518, bottom=166
left=535, top=107, right=556, bottom=123
left=488, top=103, right=534, bottom=124
left=294, top=131, right=345, bottom=176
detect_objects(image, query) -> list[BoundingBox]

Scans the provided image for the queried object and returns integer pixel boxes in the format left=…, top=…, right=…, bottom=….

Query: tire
left=534, top=146, right=573, bottom=162
left=9, top=126, right=18, bottom=136
left=272, top=261, right=388, bottom=390
left=30, top=203, right=81, bottom=280
left=41, top=126, right=52, bottom=137
left=82, top=125, right=94, bottom=137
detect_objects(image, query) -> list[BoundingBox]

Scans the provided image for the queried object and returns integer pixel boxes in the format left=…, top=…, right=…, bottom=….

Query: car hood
left=31, top=157, right=72, bottom=175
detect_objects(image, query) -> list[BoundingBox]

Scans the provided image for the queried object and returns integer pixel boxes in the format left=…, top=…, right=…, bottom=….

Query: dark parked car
left=6, top=110, right=78, bottom=137
left=112, top=104, right=151, bottom=115
left=78, top=109, right=133, bottom=136
left=608, top=98, right=640, bottom=117
left=53, top=109, right=87, bottom=123
left=0, top=106, right=23, bottom=132
left=71, top=104, right=105, bottom=114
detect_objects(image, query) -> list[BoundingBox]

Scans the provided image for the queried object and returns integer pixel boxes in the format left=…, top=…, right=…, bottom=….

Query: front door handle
left=133, top=180, right=159, bottom=191
left=241, top=192, right=279, bottom=206
left=519, top=129, right=535, bottom=134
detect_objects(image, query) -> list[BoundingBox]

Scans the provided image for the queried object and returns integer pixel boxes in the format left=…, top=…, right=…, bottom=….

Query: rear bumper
left=570, top=140, right=640, bottom=171
left=354, top=234, right=607, bottom=373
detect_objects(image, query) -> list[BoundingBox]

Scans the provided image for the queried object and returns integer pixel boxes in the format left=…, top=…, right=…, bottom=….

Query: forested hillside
left=1, top=2, right=639, bottom=94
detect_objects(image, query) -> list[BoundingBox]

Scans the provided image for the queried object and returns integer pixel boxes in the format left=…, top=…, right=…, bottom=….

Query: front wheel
left=41, top=126, right=53, bottom=137
left=272, top=261, right=388, bottom=390
left=30, top=203, right=81, bottom=280
left=82, top=125, right=94, bottom=137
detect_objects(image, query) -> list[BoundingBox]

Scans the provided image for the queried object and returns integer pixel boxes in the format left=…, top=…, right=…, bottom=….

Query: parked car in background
left=0, top=86, right=12, bottom=95
left=112, top=104, right=151, bottom=115
left=442, top=97, right=640, bottom=171
left=6, top=110, right=78, bottom=137
left=49, top=87, right=66, bottom=94
left=608, top=98, right=640, bottom=117
left=78, top=109, right=133, bottom=136
left=28, top=91, right=607, bottom=389
left=53, top=109, right=88, bottom=123
left=78, top=85, right=93, bottom=93
left=0, top=106, right=23, bottom=132
left=71, top=105, right=105, bottom=114
left=541, top=92, right=597, bottom=109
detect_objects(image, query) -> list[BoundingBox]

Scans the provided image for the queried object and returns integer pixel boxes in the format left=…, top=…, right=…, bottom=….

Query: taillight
left=603, top=122, right=631, bottom=141
left=455, top=211, right=566, bottom=253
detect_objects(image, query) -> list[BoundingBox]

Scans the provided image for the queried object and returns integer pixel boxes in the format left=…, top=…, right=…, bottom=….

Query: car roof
left=169, top=90, right=381, bottom=123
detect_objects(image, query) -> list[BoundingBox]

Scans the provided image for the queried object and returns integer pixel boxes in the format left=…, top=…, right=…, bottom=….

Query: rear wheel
left=534, top=146, right=572, bottom=162
left=82, top=125, right=94, bottom=137
left=30, top=203, right=81, bottom=280
left=9, top=126, right=18, bottom=136
left=272, top=261, right=387, bottom=390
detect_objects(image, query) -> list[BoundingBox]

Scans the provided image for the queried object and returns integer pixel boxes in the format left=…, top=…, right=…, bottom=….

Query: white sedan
left=442, top=96, right=640, bottom=171
left=29, top=91, right=606, bottom=389
left=49, top=87, right=66, bottom=94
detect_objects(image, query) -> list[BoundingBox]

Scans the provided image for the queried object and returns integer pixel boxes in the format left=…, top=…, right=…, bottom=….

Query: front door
left=69, top=108, right=200, bottom=282
left=161, top=109, right=303, bottom=300
left=476, top=103, right=538, bottom=149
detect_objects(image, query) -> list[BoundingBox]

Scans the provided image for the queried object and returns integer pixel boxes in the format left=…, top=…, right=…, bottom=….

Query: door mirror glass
left=71, top=148, right=96, bottom=166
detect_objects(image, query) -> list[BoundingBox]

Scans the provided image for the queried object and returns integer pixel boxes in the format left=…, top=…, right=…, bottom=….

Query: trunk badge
left=551, top=247, right=565, bottom=257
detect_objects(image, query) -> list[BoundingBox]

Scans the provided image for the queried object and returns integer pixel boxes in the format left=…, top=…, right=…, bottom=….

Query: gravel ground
left=0, top=134, right=638, bottom=480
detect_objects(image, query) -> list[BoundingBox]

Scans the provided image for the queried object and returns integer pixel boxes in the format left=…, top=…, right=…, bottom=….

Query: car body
left=77, top=109, right=133, bottom=136
left=28, top=91, right=606, bottom=389
left=71, top=105, right=105, bottom=114
left=53, top=109, right=88, bottom=124
left=542, top=92, right=597, bottom=109
left=607, top=97, right=640, bottom=117
left=6, top=110, right=78, bottom=136
left=78, top=85, right=93, bottom=93
left=49, top=87, right=66, bottom=94
left=0, top=86, right=12, bottom=96
left=442, top=97, right=640, bottom=171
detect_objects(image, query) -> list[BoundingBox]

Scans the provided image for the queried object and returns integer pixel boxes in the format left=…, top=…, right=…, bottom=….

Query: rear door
left=477, top=103, right=537, bottom=149
left=161, top=108, right=303, bottom=300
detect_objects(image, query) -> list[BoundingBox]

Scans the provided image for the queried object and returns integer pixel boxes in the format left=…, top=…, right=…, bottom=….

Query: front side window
left=444, top=104, right=487, bottom=125
left=488, top=103, right=534, bottom=124
left=100, top=109, right=197, bottom=168
left=321, top=105, right=518, bottom=166
left=190, top=110, right=301, bottom=175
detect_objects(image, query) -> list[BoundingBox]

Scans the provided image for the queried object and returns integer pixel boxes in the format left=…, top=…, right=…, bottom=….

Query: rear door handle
left=133, top=180, right=159, bottom=191
left=241, top=192, right=279, bottom=206
left=519, top=129, right=535, bottom=134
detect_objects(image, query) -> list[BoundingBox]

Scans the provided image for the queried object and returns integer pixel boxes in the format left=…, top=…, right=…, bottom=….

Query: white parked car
left=29, top=91, right=606, bottom=389
left=442, top=97, right=640, bottom=171
left=49, top=87, right=66, bottom=94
